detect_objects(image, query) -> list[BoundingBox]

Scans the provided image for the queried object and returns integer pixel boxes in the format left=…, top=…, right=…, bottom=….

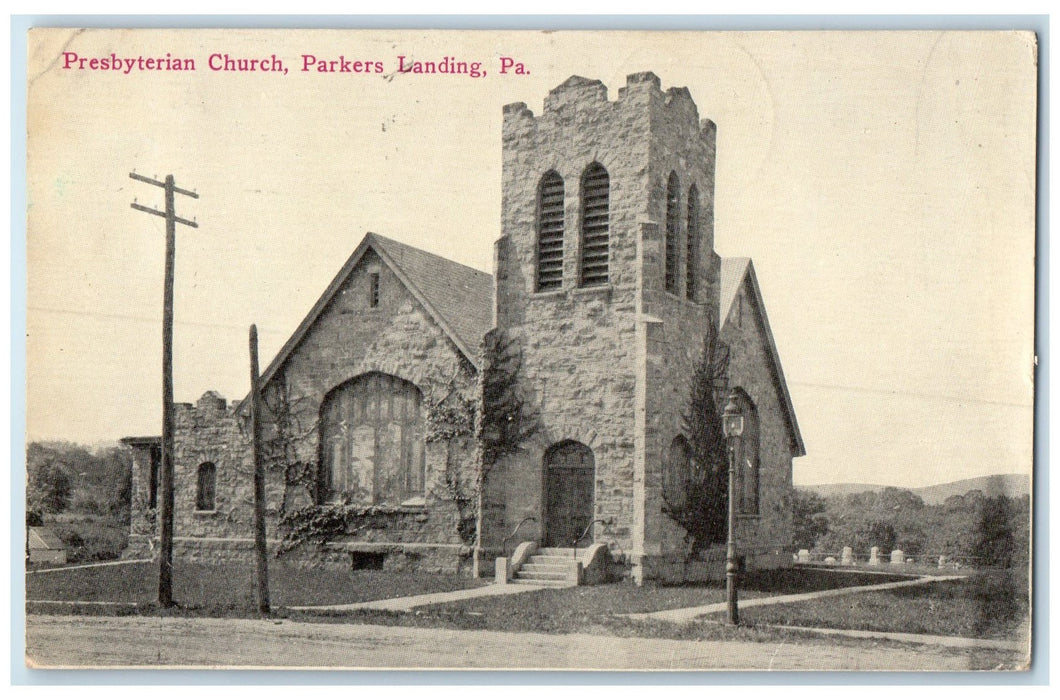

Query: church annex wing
left=720, top=257, right=806, bottom=457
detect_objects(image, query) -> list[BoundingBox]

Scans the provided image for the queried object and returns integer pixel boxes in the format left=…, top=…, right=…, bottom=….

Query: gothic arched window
left=536, top=171, right=565, bottom=291
left=731, top=388, right=760, bottom=515
left=665, top=172, right=680, bottom=294
left=579, top=163, right=610, bottom=287
left=686, top=184, right=700, bottom=300
left=195, top=462, right=217, bottom=511
left=319, top=372, right=425, bottom=505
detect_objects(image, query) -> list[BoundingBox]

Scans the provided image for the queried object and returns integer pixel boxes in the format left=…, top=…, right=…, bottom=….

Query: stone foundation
left=124, top=534, right=478, bottom=575
left=637, top=545, right=794, bottom=584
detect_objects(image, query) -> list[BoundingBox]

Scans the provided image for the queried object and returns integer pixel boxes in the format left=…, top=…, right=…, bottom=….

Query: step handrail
left=502, top=516, right=538, bottom=559
left=570, top=519, right=607, bottom=556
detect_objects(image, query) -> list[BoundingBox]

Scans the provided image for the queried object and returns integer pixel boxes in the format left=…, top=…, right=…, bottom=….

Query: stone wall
left=635, top=76, right=723, bottom=577
left=126, top=245, right=479, bottom=573
left=494, top=74, right=661, bottom=554
left=494, top=72, right=749, bottom=581
left=269, top=246, right=478, bottom=552
left=720, top=274, right=797, bottom=556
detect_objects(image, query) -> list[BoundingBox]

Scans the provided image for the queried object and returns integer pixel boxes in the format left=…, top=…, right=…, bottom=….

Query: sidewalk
left=290, top=581, right=547, bottom=612
left=770, top=624, right=1027, bottom=651
left=625, top=574, right=964, bottom=623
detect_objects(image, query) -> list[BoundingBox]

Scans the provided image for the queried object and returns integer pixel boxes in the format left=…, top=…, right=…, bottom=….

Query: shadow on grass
left=728, top=569, right=1029, bottom=642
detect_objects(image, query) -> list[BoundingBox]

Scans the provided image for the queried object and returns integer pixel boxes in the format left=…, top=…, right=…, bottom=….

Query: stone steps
left=511, top=549, right=579, bottom=586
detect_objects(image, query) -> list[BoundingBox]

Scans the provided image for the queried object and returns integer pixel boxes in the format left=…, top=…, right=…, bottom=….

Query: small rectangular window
left=369, top=273, right=380, bottom=307
left=149, top=445, right=161, bottom=509
left=196, top=462, right=217, bottom=511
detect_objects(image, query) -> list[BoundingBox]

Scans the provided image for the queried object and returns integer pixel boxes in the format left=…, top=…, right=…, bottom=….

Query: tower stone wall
left=493, top=72, right=727, bottom=575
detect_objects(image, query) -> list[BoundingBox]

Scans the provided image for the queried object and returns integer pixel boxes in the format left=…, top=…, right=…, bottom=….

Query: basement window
left=350, top=552, right=386, bottom=570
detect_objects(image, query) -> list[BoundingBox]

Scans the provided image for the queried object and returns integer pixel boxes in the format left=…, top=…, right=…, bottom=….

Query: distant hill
left=798, top=473, right=1030, bottom=505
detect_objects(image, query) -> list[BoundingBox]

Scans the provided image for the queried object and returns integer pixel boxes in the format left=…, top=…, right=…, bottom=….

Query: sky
left=24, top=29, right=1037, bottom=488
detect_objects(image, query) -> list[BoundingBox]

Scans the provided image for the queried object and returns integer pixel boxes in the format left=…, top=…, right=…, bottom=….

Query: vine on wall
left=248, top=337, right=539, bottom=562
left=254, top=376, right=319, bottom=513
left=426, top=386, right=478, bottom=545
left=275, top=503, right=413, bottom=557
left=471, top=329, right=539, bottom=575
left=477, top=328, right=538, bottom=473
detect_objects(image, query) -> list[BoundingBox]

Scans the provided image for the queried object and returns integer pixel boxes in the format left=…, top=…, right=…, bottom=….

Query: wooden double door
left=543, top=441, right=595, bottom=548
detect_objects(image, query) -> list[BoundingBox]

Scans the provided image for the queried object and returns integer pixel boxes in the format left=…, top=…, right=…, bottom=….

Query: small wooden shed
left=28, top=526, right=67, bottom=565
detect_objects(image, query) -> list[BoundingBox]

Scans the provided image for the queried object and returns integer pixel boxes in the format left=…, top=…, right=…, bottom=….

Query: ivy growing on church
left=471, top=328, right=539, bottom=575
left=274, top=503, right=414, bottom=557
left=426, top=385, right=478, bottom=545
left=477, top=328, right=538, bottom=471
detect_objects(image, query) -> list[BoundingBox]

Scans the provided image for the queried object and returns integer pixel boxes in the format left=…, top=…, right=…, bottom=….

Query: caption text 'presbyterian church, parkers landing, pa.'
left=122, top=72, right=804, bottom=585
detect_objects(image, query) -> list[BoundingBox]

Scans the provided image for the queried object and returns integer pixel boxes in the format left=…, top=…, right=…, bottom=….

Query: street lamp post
left=722, top=391, right=744, bottom=626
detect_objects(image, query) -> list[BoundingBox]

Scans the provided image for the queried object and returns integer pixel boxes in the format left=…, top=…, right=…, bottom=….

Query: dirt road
left=24, top=614, right=1008, bottom=671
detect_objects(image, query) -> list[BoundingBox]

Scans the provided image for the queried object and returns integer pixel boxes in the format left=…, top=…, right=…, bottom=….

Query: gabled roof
left=719, top=258, right=806, bottom=457
left=370, top=234, right=493, bottom=361
left=255, top=233, right=493, bottom=394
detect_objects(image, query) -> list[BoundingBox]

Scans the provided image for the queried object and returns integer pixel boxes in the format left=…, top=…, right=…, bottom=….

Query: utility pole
left=249, top=324, right=270, bottom=614
left=129, top=172, right=198, bottom=607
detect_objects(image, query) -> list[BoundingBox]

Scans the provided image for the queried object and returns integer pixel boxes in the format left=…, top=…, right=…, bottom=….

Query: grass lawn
left=26, top=560, right=1027, bottom=664
left=292, top=567, right=918, bottom=639
left=26, top=561, right=484, bottom=614
left=721, top=569, right=1030, bottom=641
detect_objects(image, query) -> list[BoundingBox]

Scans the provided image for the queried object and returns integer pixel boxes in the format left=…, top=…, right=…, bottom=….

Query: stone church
left=123, top=72, right=804, bottom=584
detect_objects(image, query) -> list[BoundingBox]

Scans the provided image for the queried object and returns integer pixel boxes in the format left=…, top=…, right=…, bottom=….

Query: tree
left=976, top=495, right=1016, bottom=568
left=792, top=489, right=830, bottom=549
left=855, top=519, right=897, bottom=554
left=28, top=460, right=72, bottom=515
left=662, top=321, right=730, bottom=558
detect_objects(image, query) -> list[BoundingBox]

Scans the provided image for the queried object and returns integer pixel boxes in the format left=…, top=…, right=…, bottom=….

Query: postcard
left=23, top=27, right=1037, bottom=671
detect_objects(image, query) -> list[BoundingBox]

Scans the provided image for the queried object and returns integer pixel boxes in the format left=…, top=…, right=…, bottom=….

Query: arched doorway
left=543, top=441, right=595, bottom=547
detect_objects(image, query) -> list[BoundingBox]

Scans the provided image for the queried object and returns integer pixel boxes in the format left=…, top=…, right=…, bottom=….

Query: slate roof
left=719, top=257, right=806, bottom=457
left=255, top=232, right=493, bottom=395
left=370, top=233, right=493, bottom=359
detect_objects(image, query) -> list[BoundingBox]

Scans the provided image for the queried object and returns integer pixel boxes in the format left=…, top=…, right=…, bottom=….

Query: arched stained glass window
left=662, top=435, right=692, bottom=512
left=319, top=372, right=425, bottom=505
left=731, top=388, right=760, bottom=515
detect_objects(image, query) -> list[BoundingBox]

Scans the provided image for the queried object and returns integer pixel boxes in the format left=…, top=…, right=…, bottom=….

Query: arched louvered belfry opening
left=579, top=163, right=610, bottom=287
left=543, top=440, right=596, bottom=547
left=536, top=170, right=565, bottom=291
left=318, top=372, right=425, bottom=506
left=686, top=184, right=700, bottom=300
left=665, top=172, right=681, bottom=294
